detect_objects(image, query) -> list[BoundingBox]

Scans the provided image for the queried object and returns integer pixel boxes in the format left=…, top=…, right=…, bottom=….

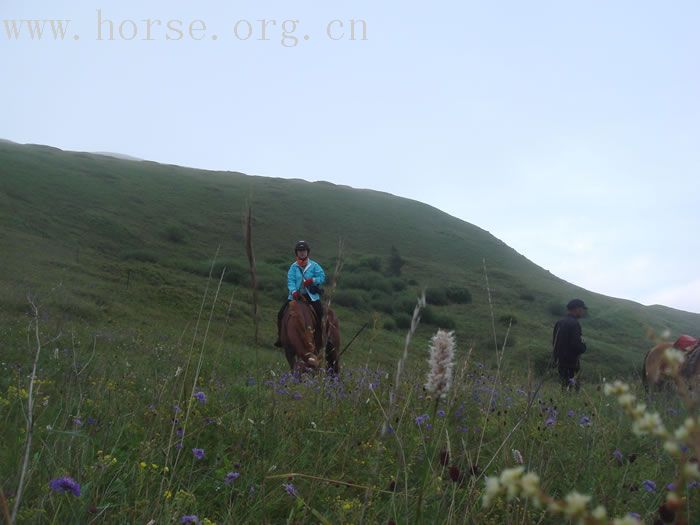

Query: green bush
left=548, top=301, right=565, bottom=317
left=446, top=287, right=472, bottom=304
left=342, top=272, right=392, bottom=293
left=519, top=292, right=536, bottom=302
left=334, top=290, right=366, bottom=309
left=179, top=258, right=248, bottom=285
left=163, top=224, right=186, bottom=243
left=120, top=249, right=159, bottom=263
left=426, top=287, right=449, bottom=306
left=395, top=296, right=420, bottom=315
left=421, top=306, right=456, bottom=329
left=383, top=318, right=397, bottom=331
left=388, top=277, right=407, bottom=292
left=393, top=312, right=412, bottom=329
left=371, top=298, right=394, bottom=314
left=498, top=314, right=518, bottom=327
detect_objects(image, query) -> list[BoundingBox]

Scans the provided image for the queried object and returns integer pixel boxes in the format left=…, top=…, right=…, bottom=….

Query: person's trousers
left=558, top=364, right=580, bottom=390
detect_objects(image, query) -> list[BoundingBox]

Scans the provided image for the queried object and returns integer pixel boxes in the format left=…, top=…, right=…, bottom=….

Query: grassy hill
left=1, top=140, right=697, bottom=376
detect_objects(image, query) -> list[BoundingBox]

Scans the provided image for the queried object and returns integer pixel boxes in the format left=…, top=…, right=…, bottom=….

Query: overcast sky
left=2, top=0, right=699, bottom=312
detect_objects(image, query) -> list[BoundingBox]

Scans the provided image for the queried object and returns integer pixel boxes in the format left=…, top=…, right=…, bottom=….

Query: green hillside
left=0, top=140, right=696, bottom=376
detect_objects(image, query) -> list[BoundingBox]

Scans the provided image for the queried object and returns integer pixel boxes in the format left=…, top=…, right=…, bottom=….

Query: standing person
left=274, top=240, right=326, bottom=347
left=552, top=299, right=588, bottom=390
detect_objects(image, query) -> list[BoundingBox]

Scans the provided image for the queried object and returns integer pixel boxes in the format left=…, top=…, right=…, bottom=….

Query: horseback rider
left=274, top=240, right=326, bottom=347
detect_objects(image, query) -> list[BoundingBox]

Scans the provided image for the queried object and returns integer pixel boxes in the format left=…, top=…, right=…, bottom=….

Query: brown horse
left=642, top=341, right=700, bottom=395
left=280, top=299, right=340, bottom=374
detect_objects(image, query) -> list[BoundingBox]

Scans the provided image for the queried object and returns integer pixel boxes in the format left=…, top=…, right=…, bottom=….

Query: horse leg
left=285, top=346, right=296, bottom=371
left=325, top=342, right=339, bottom=375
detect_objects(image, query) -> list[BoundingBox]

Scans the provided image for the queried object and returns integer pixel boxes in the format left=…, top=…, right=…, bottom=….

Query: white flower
left=617, top=393, right=635, bottom=407
left=674, top=425, right=689, bottom=441
left=424, top=329, right=456, bottom=399
left=482, top=476, right=501, bottom=507
left=591, top=505, right=607, bottom=520
left=684, top=462, right=700, bottom=479
left=499, top=467, right=524, bottom=500
left=612, top=516, right=641, bottom=525
left=563, top=491, right=591, bottom=517
left=664, top=441, right=681, bottom=455
left=521, top=472, right=540, bottom=497
left=663, top=347, right=685, bottom=367
left=512, top=449, right=524, bottom=465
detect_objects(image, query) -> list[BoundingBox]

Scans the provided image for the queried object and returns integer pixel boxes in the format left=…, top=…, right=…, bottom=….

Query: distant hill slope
left=0, top=141, right=697, bottom=376
left=92, top=151, right=143, bottom=161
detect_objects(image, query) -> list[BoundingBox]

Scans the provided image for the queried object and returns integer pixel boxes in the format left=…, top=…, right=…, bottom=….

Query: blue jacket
left=287, top=259, right=325, bottom=301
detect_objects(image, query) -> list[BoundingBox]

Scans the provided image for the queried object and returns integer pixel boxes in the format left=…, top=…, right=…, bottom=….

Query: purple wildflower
left=225, top=471, right=241, bottom=484
left=180, top=516, right=199, bottom=524
left=437, top=409, right=446, bottom=418
left=689, top=481, right=700, bottom=490
left=415, top=414, right=430, bottom=426
left=567, top=409, right=575, bottom=417
left=49, top=476, right=81, bottom=497
left=193, top=391, right=206, bottom=404
left=192, top=448, right=205, bottom=460
left=642, top=480, right=657, bottom=492
left=544, top=416, right=556, bottom=427
left=176, top=428, right=185, bottom=438
left=175, top=441, right=183, bottom=449
left=283, top=482, right=297, bottom=497
left=86, top=417, right=97, bottom=425
left=246, top=376, right=256, bottom=386
left=579, top=416, right=592, bottom=427
left=628, top=512, right=641, bottom=520
left=613, top=449, right=624, bottom=463
left=292, top=392, right=302, bottom=400
left=666, top=482, right=677, bottom=491
left=73, top=417, right=82, bottom=427
left=173, top=404, right=181, bottom=414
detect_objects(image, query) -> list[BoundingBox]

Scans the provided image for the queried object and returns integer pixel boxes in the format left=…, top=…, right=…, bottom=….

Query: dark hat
left=567, top=298, right=587, bottom=310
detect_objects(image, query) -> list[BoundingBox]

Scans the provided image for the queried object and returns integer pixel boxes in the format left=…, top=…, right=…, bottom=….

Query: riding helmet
left=294, top=240, right=310, bottom=254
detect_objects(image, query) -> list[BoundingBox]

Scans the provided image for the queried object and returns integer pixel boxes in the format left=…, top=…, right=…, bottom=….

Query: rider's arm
left=313, top=263, right=326, bottom=286
left=287, top=264, right=298, bottom=296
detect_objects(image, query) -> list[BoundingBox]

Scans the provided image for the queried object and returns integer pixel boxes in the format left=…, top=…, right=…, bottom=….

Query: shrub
left=446, top=286, right=472, bottom=304
left=393, top=312, right=412, bottom=329
left=519, top=292, right=535, bottom=302
left=358, top=255, right=382, bottom=273
left=342, top=272, right=392, bottom=294
left=383, top=318, right=397, bottom=331
left=163, top=224, right=186, bottom=243
left=120, top=249, right=159, bottom=263
left=394, top=296, right=418, bottom=315
left=180, top=259, right=247, bottom=285
left=334, top=290, right=365, bottom=309
left=547, top=301, right=565, bottom=317
left=388, top=277, right=407, bottom=292
left=425, top=287, right=449, bottom=306
left=498, top=314, right=518, bottom=327
left=433, top=314, right=456, bottom=330
left=370, top=298, right=394, bottom=314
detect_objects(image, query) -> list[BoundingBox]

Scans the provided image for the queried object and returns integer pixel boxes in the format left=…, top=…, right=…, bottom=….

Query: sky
left=2, top=0, right=699, bottom=312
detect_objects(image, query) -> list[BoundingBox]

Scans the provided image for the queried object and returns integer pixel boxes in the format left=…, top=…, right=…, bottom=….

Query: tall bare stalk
left=11, top=297, right=57, bottom=524
left=243, top=205, right=260, bottom=346
left=382, top=291, right=426, bottom=437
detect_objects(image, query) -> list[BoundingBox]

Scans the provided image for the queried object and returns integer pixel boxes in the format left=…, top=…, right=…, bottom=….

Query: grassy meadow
left=1, top=141, right=699, bottom=523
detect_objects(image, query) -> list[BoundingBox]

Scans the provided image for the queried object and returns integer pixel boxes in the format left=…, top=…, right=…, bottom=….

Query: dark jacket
left=552, top=314, right=586, bottom=366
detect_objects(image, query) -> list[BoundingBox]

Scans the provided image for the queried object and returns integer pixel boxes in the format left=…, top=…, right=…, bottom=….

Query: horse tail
left=641, top=350, right=650, bottom=392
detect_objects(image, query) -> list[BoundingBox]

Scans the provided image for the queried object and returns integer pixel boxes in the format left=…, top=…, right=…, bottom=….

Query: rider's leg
left=274, top=301, right=288, bottom=347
